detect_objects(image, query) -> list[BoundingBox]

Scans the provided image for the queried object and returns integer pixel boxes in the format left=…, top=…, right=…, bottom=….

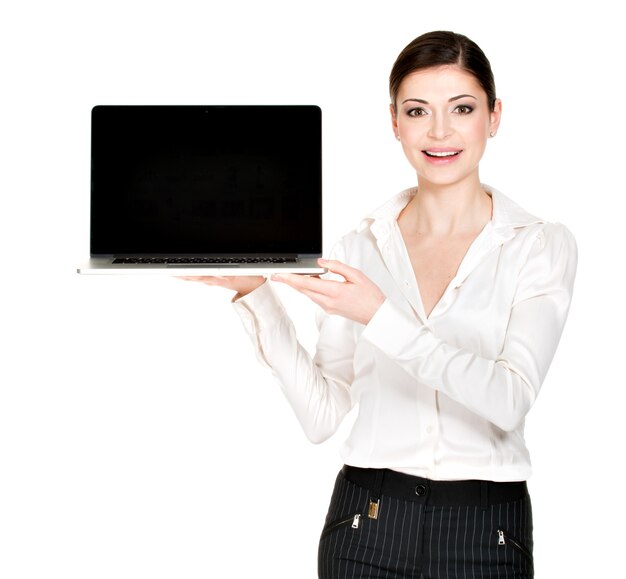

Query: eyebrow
left=401, top=94, right=478, bottom=105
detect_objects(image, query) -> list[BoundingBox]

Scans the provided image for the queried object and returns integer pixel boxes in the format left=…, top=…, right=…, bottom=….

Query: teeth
left=425, top=150, right=460, bottom=157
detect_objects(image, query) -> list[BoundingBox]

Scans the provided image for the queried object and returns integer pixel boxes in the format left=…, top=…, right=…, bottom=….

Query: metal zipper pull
left=352, top=514, right=361, bottom=529
left=498, top=530, right=506, bottom=545
left=368, top=499, right=380, bottom=520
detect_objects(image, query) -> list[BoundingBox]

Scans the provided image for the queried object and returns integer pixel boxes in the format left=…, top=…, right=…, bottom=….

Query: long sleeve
left=360, top=222, right=578, bottom=432
left=232, top=248, right=356, bottom=443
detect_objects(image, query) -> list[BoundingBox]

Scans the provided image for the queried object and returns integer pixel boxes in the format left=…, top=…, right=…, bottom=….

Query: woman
left=184, top=31, right=577, bottom=578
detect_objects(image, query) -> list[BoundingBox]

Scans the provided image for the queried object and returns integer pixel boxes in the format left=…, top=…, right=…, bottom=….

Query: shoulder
left=539, top=221, right=577, bottom=248
left=520, top=221, right=578, bottom=261
left=480, top=187, right=580, bottom=302
left=486, top=184, right=577, bottom=259
left=512, top=221, right=578, bottom=304
left=526, top=222, right=578, bottom=272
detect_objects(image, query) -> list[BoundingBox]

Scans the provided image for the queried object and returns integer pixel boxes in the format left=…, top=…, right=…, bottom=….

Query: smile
left=423, top=150, right=462, bottom=157
left=421, top=148, right=463, bottom=164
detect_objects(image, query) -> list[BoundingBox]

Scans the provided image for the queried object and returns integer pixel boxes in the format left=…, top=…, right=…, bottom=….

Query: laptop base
left=78, top=256, right=326, bottom=276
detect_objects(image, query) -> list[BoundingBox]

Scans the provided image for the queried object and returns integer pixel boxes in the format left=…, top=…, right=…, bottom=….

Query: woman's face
left=391, top=65, right=501, bottom=189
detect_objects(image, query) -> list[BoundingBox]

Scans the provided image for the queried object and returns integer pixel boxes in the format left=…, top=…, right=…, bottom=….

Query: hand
left=177, top=275, right=266, bottom=299
left=271, top=259, right=385, bottom=325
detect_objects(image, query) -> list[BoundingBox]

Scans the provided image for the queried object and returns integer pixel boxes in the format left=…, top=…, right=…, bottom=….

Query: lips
left=421, top=148, right=463, bottom=164
left=422, top=148, right=462, bottom=158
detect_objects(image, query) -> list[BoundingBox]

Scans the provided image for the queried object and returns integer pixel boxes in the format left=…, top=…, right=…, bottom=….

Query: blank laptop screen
left=90, top=105, right=322, bottom=255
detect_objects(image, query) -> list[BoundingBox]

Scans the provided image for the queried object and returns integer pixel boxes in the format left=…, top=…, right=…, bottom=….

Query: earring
left=489, top=131, right=495, bottom=138
left=396, top=135, right=401, bottom=141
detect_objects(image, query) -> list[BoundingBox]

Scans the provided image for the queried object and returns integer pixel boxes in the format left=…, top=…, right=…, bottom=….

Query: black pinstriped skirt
left=318, top=466, right=533, bottom=579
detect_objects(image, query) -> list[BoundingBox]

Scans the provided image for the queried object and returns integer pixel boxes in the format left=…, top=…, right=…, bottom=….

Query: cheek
left=398, top=143, right=423, bottom=172
left=462, top=118, right=488, bottom=139
left=397, top=122, right=421, bottom=141
left=465, top=115, right=492, bottom=141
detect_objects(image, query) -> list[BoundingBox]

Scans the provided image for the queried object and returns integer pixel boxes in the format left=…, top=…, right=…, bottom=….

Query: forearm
left=360, top=300, right=532, bottom=431
left=233, top=281, right=353, bottom=443
left=361, top=289, right=573, bottom=432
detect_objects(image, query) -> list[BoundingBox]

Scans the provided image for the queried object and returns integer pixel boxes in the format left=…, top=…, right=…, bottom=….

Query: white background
left=1, top=1, right=623, bottom=577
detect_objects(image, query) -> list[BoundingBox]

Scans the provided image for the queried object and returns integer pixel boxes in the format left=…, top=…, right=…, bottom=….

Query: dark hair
left=389, top=31, right=497, bottom=112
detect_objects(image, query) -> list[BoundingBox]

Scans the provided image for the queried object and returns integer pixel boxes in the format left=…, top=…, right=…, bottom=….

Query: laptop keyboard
left=112, top=257, right=297, bottom=264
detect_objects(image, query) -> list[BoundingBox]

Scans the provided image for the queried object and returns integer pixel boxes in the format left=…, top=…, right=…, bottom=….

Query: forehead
left=397, top=65, right=486, bottom=101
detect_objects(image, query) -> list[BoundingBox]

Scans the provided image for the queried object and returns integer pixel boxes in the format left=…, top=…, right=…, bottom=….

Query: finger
left=297, top=287, right=333, bottom=311
left=176, top=275, right=230, bottom=285
left=279, top=281, right=338, bottom=314
left=271, top=273, right=340, bottom=296
left=177, top=276, right=212, bottom=282
left=318, top=259, right=364, bottom=283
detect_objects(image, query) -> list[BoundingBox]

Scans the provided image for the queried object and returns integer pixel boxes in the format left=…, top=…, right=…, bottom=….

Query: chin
left=412, top=162, right=480, bottom=188
left=416, top=170, right=474, bottom=188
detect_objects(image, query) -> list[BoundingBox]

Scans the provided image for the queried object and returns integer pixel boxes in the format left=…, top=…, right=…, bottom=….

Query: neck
left=400, top=175, right=493, bottom=236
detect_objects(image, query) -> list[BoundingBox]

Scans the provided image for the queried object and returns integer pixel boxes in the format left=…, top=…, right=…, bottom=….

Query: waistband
left=341, top=465, right=528, bottom=508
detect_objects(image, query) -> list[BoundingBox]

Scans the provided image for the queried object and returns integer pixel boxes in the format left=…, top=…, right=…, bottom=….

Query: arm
left=232, top=250, right=356, bottom=443
left=360, top=222, right=578, bottom=432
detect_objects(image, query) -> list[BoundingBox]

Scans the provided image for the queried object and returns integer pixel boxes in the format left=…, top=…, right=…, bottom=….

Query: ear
left=390, top=103, right=399, bottom=137
left=489, top=98, right=502, bottom=137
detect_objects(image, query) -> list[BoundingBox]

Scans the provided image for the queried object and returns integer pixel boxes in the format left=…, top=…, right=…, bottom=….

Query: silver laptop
left=78, top=105, right=325, bottom=276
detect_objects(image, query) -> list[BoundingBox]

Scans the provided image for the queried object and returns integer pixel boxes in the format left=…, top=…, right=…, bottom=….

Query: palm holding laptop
left=182, top=257, right=386, bottom=326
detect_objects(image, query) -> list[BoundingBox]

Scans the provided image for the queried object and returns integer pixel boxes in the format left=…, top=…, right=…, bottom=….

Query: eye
left=454, top=104, right=474, bottom=115
left=406, top=107, right=427, bottom=118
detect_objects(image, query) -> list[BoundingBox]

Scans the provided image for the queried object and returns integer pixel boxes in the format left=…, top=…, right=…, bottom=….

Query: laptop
left=78, top=105, right=325, bottom=276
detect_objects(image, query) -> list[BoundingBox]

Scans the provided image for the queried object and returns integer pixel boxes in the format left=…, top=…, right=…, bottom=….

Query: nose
left=427, top=112, right=452, bottom=140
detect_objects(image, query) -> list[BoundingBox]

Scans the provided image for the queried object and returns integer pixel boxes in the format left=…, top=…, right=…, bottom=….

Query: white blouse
left=232, top=185, right=578, bottom=481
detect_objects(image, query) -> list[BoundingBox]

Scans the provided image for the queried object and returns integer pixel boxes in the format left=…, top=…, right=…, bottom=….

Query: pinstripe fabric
left=318, top=471, right=533, bottom=579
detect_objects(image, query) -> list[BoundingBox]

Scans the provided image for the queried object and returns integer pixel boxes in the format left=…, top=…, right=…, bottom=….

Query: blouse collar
left=358, top=184, right=544, bottom=243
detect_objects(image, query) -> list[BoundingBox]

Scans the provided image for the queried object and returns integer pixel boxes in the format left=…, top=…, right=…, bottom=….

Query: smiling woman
left=183, top=30, right=577, bottom=579
left=392, top=69, right=500, bottom=197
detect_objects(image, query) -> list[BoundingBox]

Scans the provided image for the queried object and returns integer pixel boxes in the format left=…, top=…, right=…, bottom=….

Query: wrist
left=233, top=277, right=267, bottom=301
left=364, top=294, right=386, bottom=325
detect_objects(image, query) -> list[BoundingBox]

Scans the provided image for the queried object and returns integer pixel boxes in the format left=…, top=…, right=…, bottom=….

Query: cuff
left=361, top=298, right=427, bottom=359
left=231, top=280, right=287, bottom=336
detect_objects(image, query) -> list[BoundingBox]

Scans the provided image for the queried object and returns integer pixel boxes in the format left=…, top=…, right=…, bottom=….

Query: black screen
left=90, top=105, right=322, bottom=255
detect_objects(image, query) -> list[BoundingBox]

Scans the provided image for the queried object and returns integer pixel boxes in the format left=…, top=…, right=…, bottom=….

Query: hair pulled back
left=389, top=31, right=497, bottom=112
